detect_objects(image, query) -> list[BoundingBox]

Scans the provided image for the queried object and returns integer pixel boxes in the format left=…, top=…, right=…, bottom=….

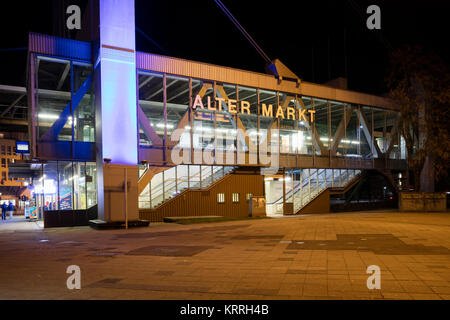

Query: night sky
left=0, top=0, right=449, bottom=95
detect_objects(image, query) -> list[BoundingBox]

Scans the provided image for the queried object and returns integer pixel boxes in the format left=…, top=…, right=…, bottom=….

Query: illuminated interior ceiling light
left=38, top=114, right=59, bottom=120
left=300, top=121, right=305, bottom=125
left=264, top=177, right=273, bottom=181
left=156, top=123, right=174, bottom=129
left=195, top=127, right=212, bottom=132
left=351, top=141, right=360, bottom=144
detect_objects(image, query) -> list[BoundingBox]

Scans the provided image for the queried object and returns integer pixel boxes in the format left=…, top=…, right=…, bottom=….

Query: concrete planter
left=399, top=192, right=447, bottom=212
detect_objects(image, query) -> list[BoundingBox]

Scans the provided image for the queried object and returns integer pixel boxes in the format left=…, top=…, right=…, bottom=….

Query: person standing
left=8, top=202, right=14, bottom=220
left=1, top=203, right=7, bottom=220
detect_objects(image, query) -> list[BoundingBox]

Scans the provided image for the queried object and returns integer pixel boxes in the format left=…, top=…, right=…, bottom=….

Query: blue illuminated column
left=95, top=0, right=139, bottom=222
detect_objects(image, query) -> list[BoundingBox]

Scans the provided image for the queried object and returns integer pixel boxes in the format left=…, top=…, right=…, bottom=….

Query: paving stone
left=1, top=211, right=450, bottom=300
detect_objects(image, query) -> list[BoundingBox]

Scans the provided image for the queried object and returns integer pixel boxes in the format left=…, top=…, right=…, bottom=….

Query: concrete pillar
left=94, top=0, right=139, bottom=222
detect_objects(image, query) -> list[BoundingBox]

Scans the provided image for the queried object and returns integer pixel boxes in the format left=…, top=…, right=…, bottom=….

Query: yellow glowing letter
left=275, top=106, right=285, bottom=119
left=228, top=99, right=237, bottom=114
left=193, top=94, right=204, bottom=109
left=298, top=108, right=308, bottom=122
left=287, top=107, right=295, bottom=120
left=240, top=101, right=250, bottom=115
left=262, top=104, right=273, bottom=117
left=308, top=109, right=316, bottom=123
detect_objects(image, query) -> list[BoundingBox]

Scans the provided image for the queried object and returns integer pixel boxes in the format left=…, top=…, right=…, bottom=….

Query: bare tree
left=386, top=46, right=450, bottom=191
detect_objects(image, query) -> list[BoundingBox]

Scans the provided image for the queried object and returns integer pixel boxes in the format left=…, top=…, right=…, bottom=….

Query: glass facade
left=36, top=56, right=94, bottom=143
left=30, top=53, right=98, bottom=220
left=135, top=68, right=404, bottom=165
left=30, top=161, right=97, bottom=217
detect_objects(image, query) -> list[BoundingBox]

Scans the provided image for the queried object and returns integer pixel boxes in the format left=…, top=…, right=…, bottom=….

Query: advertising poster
left=59, top=187, right=72, bottom=210
left=29, top=207, right=37, bottom=220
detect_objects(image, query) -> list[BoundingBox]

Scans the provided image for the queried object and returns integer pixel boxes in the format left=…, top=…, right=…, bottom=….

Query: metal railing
left=266, top=169, right=361, bottom=215
left=139, top=165, right=235, bottom=209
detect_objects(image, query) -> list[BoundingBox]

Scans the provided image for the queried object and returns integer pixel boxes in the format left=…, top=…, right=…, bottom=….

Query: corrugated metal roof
left=28, top=33, right=91, bottom=61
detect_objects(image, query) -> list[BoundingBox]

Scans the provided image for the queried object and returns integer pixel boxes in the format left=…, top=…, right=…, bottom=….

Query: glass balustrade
left=267, top=168, right=361, bottom=215
left=138, top=165, right=235, bottom=209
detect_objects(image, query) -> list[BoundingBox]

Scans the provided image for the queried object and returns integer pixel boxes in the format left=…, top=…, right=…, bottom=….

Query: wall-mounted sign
left=15, top=141, right=30, bottom=154
left=192, top=94, right=316, bottom=123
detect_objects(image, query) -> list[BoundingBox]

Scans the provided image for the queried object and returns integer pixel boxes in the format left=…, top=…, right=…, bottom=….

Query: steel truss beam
left=357, top=109, right=382, bottom=158
left=330, top=104, right=355, bottom=155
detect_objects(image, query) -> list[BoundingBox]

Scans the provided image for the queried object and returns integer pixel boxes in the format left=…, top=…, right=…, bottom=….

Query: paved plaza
left=0, top=210, right=450, bottom=300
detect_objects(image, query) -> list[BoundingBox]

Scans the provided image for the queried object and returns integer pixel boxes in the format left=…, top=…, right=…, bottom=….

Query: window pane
left=73, top=63, right=95, bottom=142
left=360, top=106, right=373, bottom=159
left=58, top=161, right=73, bottom=210
left=373, top=108, right=385, bottom=153
left=330, top=101, right=345, bottom=157
left=259, top=89, right=277, bottom=152
left=279, top=93, right=296, bottom=154
left=37, top=58, right=72, bottom=141
left=193, top=80, right=214, bottom=154
left=297, top=96, right=313, bottom=155
left=238, top=86, right=258, bottom=147
left=86, top=162, right=97, bottom=208
left=166, top=75, right=189, bottom=139
left=73, top=162, right=86, bottom=210
left=43, top=162, right=58, bottom=211
left=314, top=98, right=329, bottom=155
left=345, top=105, right=359, bottom=157
left=138, top=72, right=164, bottom=146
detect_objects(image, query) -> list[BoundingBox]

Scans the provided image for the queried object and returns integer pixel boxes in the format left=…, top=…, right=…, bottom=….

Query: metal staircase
left=138, top=165, right=235, bottom=209
left=268, top=169, right=361, bottom=215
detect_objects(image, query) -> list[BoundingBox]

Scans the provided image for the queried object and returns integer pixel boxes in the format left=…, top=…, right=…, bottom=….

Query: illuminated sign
left=192, top=94, right=315, bottom=123
left=16, top=141, right=30, bottom=154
